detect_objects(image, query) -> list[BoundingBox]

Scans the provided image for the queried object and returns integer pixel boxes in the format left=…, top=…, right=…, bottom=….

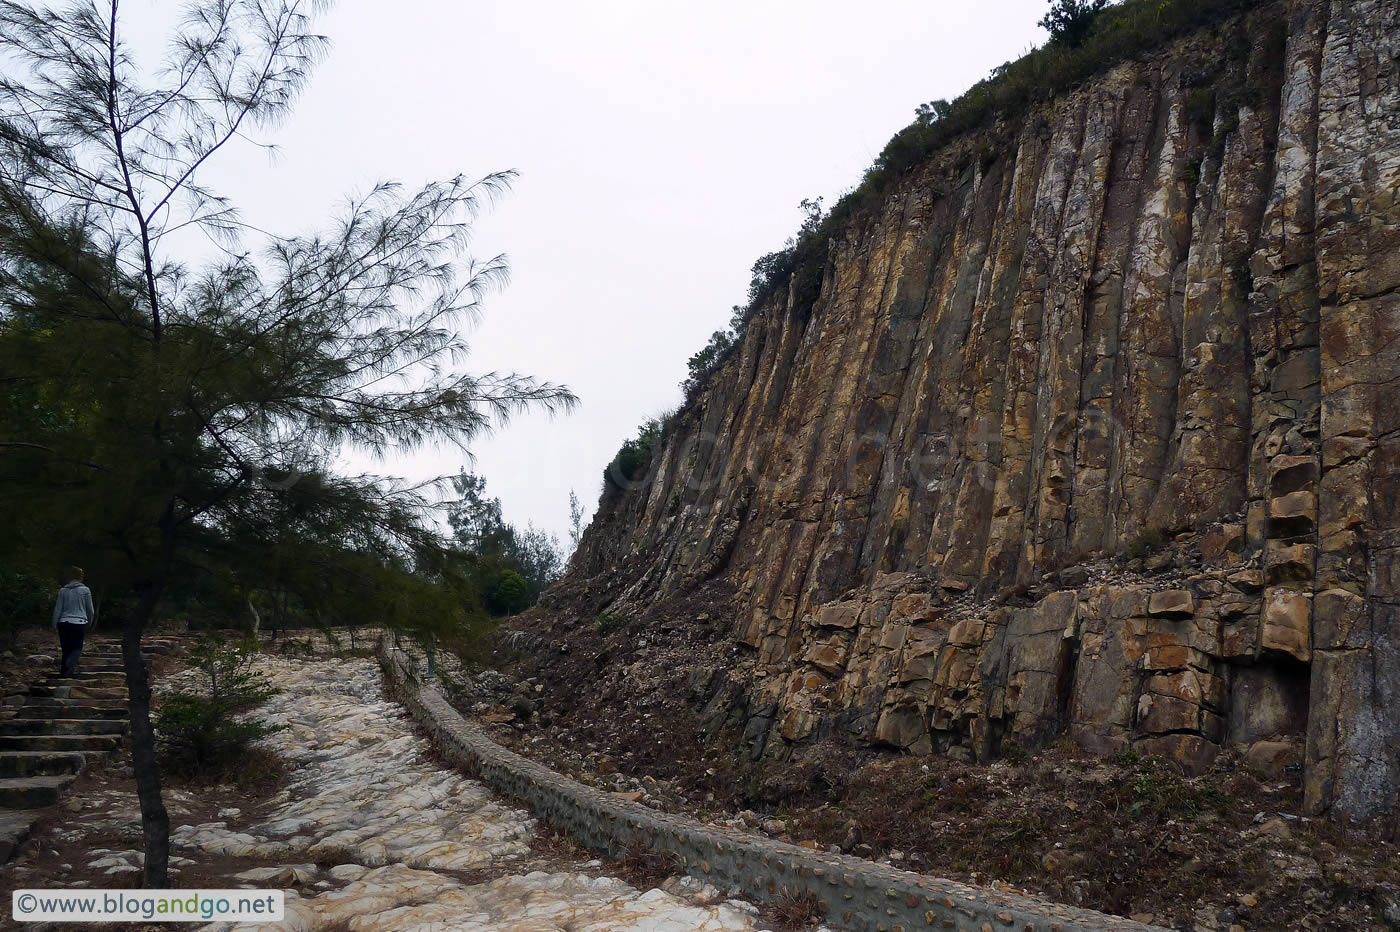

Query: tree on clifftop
left=1039, top=0, right=1111, bottom=46
left=0, top=0, right=575, bottom=887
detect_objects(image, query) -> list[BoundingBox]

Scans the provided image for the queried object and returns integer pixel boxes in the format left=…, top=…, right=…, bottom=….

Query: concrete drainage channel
left=378, top=641, right=1168, bottom=932
left=0, top=637, right=181, bottom=860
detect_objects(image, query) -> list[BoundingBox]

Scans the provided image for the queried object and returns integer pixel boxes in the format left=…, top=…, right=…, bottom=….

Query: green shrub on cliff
left=604, top=418, right=665, bottom=491
left=682, top=307, right=742, bottom=398
left=682, top=199, right=825, bottom=399
left=853, top=0, right=1257, bottom=210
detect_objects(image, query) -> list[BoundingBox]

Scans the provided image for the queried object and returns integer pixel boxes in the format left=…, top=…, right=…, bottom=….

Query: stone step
left=45, top=672, right=126, bottom=682
left=86, top=652, right=171, bottom=661
left=15, top=704, right=127, bottom=721
left=24, top=684, right=127, bottom=700
left=21, top=697, right=126, bottom=711
left=40, top=678, right=126, bottom=691
left=86, top=642, right=180, bottom=654
left=0, top=775, right=76, bottom=808
left=0, top=735, right=120, bottom=753
left=0, top=809, right=44, bottom=861
left=0, top=751, right=91, bottom=777
left=0, top=718, right=126, bottom=736
left=68, top=686, right=127, bottom=700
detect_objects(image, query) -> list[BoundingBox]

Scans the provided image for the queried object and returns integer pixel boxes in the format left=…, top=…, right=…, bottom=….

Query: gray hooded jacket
left=52, top=582, right=95, bottom=629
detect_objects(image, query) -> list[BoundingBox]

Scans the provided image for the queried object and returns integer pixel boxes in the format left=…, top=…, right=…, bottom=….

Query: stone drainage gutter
left=378, top=642, right=1167, bottom=932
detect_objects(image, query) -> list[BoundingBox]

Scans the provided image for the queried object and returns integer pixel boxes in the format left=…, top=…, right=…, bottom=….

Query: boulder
left=1245, top=740, right=1302, bottom=777
left=1268, top=491, right=1316, bottom=537
left=1261, top=589, right=1311, bottom=660
left=1134, top=734, right=1220, bottom=776
left=1200, top=524, right=1245, bottom=565
left=1148, top=590, right=1194, bottom=618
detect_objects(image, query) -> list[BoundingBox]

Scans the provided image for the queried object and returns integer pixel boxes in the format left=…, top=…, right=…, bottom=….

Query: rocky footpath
left=160, top=656, right=800, bottom=931
left=0, top=650, right=806, bottom=931
left=561, top=0, right=1400, bottom=822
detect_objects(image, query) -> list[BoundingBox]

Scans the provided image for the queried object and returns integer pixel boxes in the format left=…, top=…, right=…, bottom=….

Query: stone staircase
left=0, top=637, right=182, bottom=860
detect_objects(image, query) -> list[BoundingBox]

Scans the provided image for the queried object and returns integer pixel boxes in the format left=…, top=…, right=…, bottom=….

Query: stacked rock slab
left=568, top=0, right=1400, bottom=821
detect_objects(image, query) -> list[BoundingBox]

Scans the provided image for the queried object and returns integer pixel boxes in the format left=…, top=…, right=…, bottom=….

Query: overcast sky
left=131, top=0, right=1051, bottom=544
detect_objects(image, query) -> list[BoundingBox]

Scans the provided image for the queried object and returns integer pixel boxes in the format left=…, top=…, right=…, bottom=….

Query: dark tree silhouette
left=0, top=0, right=574, bottom=886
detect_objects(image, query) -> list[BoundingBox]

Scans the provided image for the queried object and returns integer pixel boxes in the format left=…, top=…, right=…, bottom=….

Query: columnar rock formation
left=568, top=0, right=1400, bottom=823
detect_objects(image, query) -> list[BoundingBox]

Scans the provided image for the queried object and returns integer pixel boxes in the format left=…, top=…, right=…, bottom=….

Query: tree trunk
left=124, top=502, right=176, bottom=890
left=124, top=586, right=170, bottom=888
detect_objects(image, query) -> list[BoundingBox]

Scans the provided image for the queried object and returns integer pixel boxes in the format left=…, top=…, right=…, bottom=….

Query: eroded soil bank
left=475, top=588, right=1400, bottom=932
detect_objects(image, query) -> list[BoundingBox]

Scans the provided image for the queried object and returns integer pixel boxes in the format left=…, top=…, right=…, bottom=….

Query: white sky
left=130, top=0, right=1051, bottom=543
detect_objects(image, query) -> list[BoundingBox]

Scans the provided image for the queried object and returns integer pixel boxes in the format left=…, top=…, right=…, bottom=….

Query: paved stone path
left=186, top=656, right=792, bottom=931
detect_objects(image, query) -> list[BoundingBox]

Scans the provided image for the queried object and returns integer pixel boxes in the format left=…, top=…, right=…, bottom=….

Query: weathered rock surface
left=565, top=0, right=1400, bottom=822
left=175, top=658, right=787, bottom=932
left=269, top=867, right=771, bottom=932
left=170, top=658, right=536, bottom=871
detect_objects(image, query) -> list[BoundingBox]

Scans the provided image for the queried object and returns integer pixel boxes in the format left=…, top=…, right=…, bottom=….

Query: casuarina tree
left=0, top=0, right=575, bottom=886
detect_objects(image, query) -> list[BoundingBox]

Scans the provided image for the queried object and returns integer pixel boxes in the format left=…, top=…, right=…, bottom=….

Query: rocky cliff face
left=567, top=0, right=1400, bottom=823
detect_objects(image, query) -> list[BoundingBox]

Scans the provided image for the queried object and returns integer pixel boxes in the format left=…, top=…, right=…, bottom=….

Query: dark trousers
left=56, top=622, right=86, bottom=677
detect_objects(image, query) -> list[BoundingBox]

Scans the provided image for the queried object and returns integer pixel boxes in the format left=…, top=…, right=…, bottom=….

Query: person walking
left=51, top=566, right=95, bottom=677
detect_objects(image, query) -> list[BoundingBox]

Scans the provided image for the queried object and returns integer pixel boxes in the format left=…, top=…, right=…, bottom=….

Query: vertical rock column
left=1110, top=83, right=1194, bottom=547
left=1307, top=0, right=1400, bottom=821
left=982, top=93, right=1090, bottom=586
left=1068, top=74, right=1159, bottom=558
left=936, top=131, right=1046, bottom=589
left=1245, top=0, right=1328, bottom=679
left=1025, top=74, right=1126, bottom=575
left=1145, top=38, right=1275, bottom=533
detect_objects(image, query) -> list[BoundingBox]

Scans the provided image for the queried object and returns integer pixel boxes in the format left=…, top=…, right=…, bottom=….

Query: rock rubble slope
left=563, top=0, right=1400, bottom=822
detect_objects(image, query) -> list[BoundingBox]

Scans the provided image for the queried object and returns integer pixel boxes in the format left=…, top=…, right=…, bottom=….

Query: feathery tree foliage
left=0, top=0, right=574, bottom=887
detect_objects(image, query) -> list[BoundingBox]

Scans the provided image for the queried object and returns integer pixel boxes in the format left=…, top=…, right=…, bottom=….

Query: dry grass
left=759, top=888, right=824, bottom=931
left=614, top=843, right=683, bottom=890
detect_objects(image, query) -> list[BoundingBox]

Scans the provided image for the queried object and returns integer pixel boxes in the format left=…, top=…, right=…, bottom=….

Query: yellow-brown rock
left=1147, top=591, right=1194, bottom=618
left=567, top=0, right=1400, bottom=824
left=1261, top=588, right=1311, bottom=661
